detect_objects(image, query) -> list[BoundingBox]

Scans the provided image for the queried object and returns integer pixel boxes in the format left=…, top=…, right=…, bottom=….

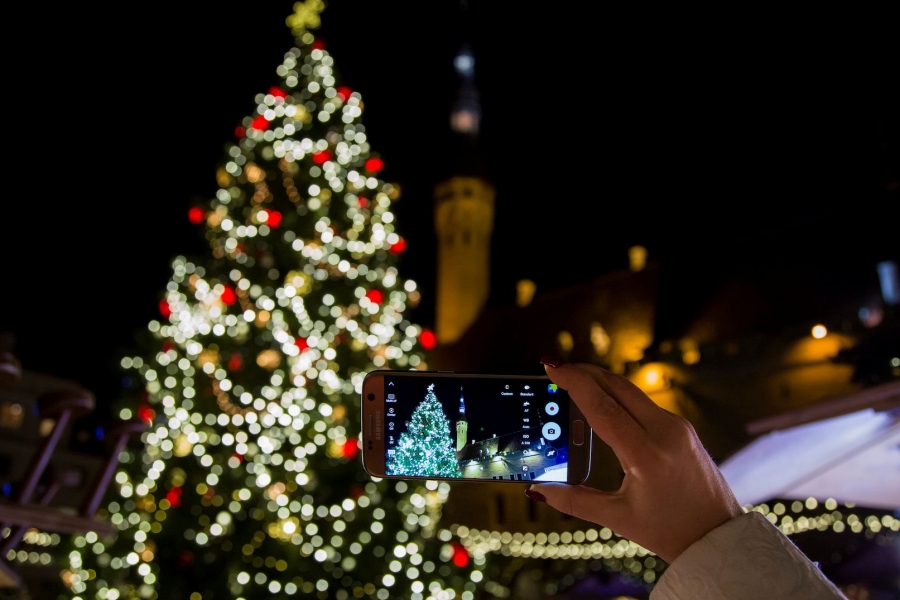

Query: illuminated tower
left=456, top=386, right=468, bottom=450
left=434, top=4, right=496, bottom=345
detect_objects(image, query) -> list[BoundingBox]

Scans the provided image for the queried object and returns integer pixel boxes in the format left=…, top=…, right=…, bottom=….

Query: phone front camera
left=367, top=393, right=375, bottom=401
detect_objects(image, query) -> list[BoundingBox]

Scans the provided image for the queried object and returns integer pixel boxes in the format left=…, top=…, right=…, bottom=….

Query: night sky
left=5, top=1, right=898, bottom=411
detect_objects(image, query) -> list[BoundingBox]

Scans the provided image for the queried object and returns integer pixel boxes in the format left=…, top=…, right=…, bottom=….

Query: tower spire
left=456, top=386, right=468, bottom=451
left=433, top=1, right=496, bottom=345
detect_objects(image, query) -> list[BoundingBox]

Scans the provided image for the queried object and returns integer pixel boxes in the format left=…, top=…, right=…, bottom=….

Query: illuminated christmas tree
left=61, top=2, right=485, bottom=598
left=387, top=385, right=460, bottom=479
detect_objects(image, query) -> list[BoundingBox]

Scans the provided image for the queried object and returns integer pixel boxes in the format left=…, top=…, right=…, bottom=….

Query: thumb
left=528, top=483, right=626, bottom=529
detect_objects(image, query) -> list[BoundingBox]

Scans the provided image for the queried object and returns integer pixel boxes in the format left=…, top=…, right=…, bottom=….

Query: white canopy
left=719, top=380, right=900, bottom=510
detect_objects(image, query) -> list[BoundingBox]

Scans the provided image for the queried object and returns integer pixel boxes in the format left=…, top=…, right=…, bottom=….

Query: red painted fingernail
left=525, top=489, right=546, bottom=503
left=540, top=355, right=566, bottom=368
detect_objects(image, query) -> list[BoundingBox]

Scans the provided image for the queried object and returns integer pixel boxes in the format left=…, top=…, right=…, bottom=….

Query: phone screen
left=382, top=374, right=572, bottom=482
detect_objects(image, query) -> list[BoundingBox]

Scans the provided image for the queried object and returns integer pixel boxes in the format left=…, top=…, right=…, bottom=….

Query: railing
left=0, top=334, right=145, bottom=592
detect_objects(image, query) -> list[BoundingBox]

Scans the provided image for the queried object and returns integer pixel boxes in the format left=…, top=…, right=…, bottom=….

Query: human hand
left=527, top=356, right=743, bottom=564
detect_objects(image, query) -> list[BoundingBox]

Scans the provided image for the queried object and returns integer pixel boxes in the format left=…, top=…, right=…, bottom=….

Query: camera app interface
left=383, top=376, right=570, bottom=482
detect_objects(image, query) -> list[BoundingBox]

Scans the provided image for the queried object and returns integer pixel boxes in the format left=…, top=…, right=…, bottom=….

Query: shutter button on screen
left=542, top=422, right=561, bottom=441
left=573, top=420, right=585, bottom=445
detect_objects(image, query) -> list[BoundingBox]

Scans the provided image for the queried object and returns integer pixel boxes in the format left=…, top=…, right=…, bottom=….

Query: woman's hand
left=527, top=356, right=743, bottom=564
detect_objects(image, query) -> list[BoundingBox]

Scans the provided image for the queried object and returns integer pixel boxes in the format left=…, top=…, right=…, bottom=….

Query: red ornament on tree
left=251, top=115, right=269, bottom=131
left=227, top=354, right=243, bottom=371
left=336, top=86, right=352, bottom=101
left=365, top=157, right=384, bottom=172
left=158, top=299, right=172, bottom=318
left=269, top=86, right=287, bottom=99
left=294, top=337, right=309, bottom=351
left=188, top=206, right=205, bottom=224
left=419, top=329, right=437, bottom=350
left=220, top=285, right=237, bottom=306
left=165, top=486, right=182, bottom=508
left=357, top=196, right=368, bottom=208
left=265, top=210, right=283, bottom=228
left=389, top=238, right=407, bottom=254
left=312, top=40, right=325, bottom=50
left=138, top=404, right=155, bottom=426
left=451, top=541, right=469, bottom=567
left=312, top=150, right=333, bottom=164
left=366, top=289, right=383, bottom=304
left=341, top=438, right=359, bottom=459
left=235, top=125, right=247, bottom=138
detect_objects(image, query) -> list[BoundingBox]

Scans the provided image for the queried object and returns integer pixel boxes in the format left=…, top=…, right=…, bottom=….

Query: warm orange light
left=590, top=322, right=610, bottom=356
left=680, top=339, right=700, bottom=365
left=811, top=325, right=828, bottom=339
left=557, top=331, right=574, bottom=353
left=630, top=363, right=670, bottom=394
left=516, top=279, right=536, bottom=307
left=629, top=245, right=647, bottom=272
left=256, top=349, right=282, bottom=369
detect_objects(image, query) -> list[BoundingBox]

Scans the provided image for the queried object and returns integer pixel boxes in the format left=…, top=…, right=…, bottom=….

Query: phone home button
left=573, top=420, right=585, bottom=445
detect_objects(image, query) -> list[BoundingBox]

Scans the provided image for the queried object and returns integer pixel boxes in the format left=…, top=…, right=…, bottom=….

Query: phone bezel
left=361, top=370, right=591, bottom=485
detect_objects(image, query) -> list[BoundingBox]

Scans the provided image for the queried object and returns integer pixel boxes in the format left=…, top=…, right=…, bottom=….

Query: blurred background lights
left=628, top=245, right=647, bottom=272
left=515, top=279, right=536, bottom=307
left=811, top=324, right=828, bottom=339
left=680, top=339, right=700, bottom=365
left=590, top=322, right=610, bottom=356
left=877, top=260, right=899, bottom=305
left=557, top=331, right=574, bottom=354
left=454, top=51, right=474, bottom=75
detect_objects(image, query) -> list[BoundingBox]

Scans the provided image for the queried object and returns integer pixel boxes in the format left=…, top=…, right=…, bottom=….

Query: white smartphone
left=360, top=370, right=592, bottom=484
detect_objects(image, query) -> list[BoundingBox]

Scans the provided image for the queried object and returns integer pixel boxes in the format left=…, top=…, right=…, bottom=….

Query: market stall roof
left=719, top=379, right=900, bottom=510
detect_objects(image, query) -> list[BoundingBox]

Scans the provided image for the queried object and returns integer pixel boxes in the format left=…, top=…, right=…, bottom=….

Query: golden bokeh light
left=628, top=245, right=647, bottom=272
left=256, top=349, right=282, bottom=370
left=516, top=279, right=536, bottom=307
left=680, top=339, right=700, bottom=365
left=557, top=330, right=574, bottom=354
left=590, top=322, right=611, bottom=356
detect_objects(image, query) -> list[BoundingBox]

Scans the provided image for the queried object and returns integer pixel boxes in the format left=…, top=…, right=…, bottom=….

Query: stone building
left=421, top=10, right=900, bottom=597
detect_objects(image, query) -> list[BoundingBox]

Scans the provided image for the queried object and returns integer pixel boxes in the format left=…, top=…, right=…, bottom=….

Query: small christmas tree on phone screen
left=388, top=384, right=460, bottom=478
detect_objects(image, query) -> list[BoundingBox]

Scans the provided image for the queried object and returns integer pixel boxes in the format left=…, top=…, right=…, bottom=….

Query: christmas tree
left=387, top=385, right=460, bottom=479
left=60, top=2, right=485, bottom=599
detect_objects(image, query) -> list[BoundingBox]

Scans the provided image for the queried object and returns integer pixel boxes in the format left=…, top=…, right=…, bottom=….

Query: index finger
left=572, top=363, right=667, bottom=428
left=545, top=361, right=649, bottom=465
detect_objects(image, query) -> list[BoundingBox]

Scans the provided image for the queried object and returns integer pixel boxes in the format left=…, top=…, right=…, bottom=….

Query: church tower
left=434, top=1, right=496, bottom=345
left=455, top=386, right=468, bottom=451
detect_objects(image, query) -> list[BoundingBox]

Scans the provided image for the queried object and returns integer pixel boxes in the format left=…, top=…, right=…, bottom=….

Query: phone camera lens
left=367, top=393, right=375, bottom=401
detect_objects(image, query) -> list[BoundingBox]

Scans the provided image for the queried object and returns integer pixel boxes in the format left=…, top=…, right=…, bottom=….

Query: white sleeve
left=650, top=511, right=847, bottom=600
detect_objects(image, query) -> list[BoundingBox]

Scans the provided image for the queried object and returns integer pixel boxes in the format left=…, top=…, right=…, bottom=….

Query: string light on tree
left=60, top=2, right=484, bottom=598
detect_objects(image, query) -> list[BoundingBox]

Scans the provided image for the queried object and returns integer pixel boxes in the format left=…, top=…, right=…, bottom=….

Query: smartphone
left=360, top=370, right=591, bottom=484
